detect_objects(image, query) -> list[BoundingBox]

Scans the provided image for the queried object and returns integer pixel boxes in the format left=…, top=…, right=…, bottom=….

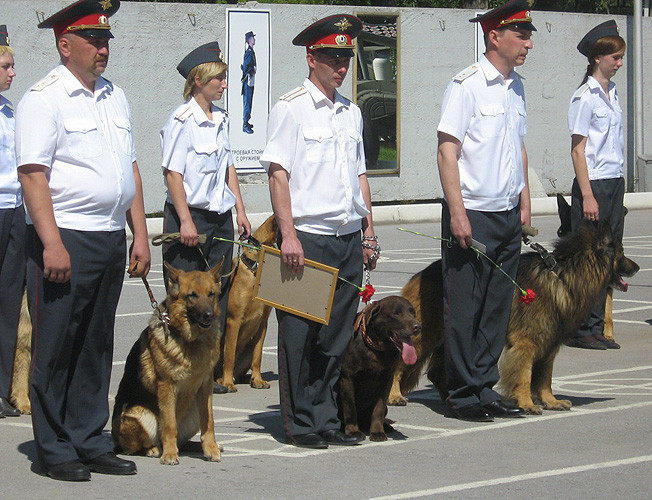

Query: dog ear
left=597, top=220, right=614, bottom=248
left=556, top=194, right=572, bottom=237
left=164, top=261, right=181, bottom=296
left=210, top=256, right=225, bottom=283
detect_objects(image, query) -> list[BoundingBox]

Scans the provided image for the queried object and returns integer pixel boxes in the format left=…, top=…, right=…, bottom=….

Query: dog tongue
left=620, top=278, right=628, bottom=292
left=401, top=342, right=418, bottom=365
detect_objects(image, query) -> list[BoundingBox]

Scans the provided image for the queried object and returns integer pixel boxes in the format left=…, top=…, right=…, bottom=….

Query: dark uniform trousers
left=26, top=226, right=126, bottom=467
left=570, top=176, right=625, bottom=336
left=162, top=202, right=234, bottom=334
left=442, top=202, right=522, bottom=410
left=0, top=204, right=26, bottom=399
left=277, top=230, right=362, bottom=438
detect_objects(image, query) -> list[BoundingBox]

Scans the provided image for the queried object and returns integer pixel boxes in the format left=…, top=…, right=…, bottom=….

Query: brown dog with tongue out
left=338, top=296, right=420, bottom=442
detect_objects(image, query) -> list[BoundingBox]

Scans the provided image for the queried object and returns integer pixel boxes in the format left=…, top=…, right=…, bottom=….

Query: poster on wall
left=226, top=9, right=271, bottom=173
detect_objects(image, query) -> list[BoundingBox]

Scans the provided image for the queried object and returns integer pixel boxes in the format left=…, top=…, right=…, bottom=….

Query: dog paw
left=522, top=404, right=543, bottom=415
left=160, top=453, right=180, bottom=465
left=543, top=399, right=572, bottom=411
left=387, top=395, right=408, bottom=406
left=369, top=432, right=388, bottom=442
left=224, top=384, right=238, bottom=393
left=250, top=379, right=270, bottom=389
left=146, top=446, right=161, bottom=457
left=346, top=430, right=365, bottom=441
left=203, top=443, right=222, bottom=462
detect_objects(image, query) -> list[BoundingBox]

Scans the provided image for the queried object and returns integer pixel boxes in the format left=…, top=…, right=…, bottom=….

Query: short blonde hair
left=0, top=45, right=15, bottom=57
left=183, top=60, right=228, bottom=101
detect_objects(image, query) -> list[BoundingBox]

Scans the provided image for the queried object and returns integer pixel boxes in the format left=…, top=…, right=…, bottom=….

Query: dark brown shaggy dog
left=215, top=215, right=278, bottom=392
left=390, top=220, right=638, bottom=414
left=338, top=296, right=420, bottom=442
left=498, top=219, right=638, bottom=413
left=112, top=261, right=224, bottom=465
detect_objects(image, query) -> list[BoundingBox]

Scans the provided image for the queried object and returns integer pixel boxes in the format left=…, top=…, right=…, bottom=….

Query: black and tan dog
left=338, top=296, right=419, bottom=442
left=215, top=215, right=278, bottom=392
left=498, top=219, right=638, bottom=413
left=389, top=220, right=638, bottom=414
left=112, top=261, right=224, bottom=465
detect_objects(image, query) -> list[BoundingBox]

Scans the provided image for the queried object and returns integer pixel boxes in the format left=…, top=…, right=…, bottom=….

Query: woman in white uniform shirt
left=567, top=21, right=626, bottom=350
left=161, top=42, right=250, bottom=350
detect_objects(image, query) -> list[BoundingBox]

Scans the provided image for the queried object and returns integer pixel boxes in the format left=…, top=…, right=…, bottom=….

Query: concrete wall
left=3, top=1, right=652, bottom=214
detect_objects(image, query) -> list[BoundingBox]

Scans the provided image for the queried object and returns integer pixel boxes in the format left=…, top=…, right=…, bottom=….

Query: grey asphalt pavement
left=1, top=208, right=651, bottom=499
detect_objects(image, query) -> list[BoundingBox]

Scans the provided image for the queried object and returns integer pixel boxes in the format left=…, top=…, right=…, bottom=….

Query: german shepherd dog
left=339, top=296, right=420, bottom=441
left=389, top=220, right=639, bottom=414
left=112, top=261, right=224, bottom=465
left=215, top=215, right=278, bottom=392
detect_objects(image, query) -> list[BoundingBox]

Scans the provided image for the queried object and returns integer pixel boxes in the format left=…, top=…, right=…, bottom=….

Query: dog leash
left=521, top=226, right=560, bottom=277
left=152, top=232, right=212, bottom=270
left=127, top=261, right=170, bottom=340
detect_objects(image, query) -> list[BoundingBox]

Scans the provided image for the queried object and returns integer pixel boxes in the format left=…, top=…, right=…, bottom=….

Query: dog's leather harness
left=354, top=304, right=392, bottom=352
left=522, top=227, right=559, bottom=277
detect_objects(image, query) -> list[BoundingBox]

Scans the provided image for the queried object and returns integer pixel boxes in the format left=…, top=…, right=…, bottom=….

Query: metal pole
left=634, top=0, right=643, bottom=190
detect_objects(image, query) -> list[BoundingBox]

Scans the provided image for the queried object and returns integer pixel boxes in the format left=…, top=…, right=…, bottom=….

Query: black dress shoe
left=448, top=403, right=494, bottom=422
left=594, top=334, right=621, bottom=349
left=565, top=335, right=607, bottom=350
left=289, top=433, right=328, bottom=449
left=84, top=452, right=137, bottom=475
left=484, top=400, right=526, bottom=418
left=319, top=429, right=364, bottom=446
left=0, top=397, right=21, bottom=417
left=47, top=460, right=91, bottom=482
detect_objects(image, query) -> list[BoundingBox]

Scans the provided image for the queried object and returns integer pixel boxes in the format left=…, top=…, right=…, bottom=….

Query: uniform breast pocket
left=192, top=143, right=220, bottom=173
left=593, top=108, right=610, bottom=133
left=112, top=117, right=133, bottom=158
left=516, top=107, right=527, bottom=137
left=63, top=118, right=102, bottom=159
left=303, top=127, right=334, bottom=164
left=346, top=128, right=363, bottom=166
left=478, top=104, right=506, bottom=138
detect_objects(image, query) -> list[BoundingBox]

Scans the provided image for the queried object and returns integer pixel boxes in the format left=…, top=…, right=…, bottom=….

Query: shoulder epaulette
left=280, top=86, right=307, bottom=101
left=174, top=104, right=193, bottom=122
left=31, top=73, right=59, bottom=91
left=572, top=83, right=589, bottom=100
left=453, top=64, right=478, bottom=83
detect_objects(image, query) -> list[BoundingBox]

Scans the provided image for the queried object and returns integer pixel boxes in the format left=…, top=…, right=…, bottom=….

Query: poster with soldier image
left=226, top=9, right=271, bottom=172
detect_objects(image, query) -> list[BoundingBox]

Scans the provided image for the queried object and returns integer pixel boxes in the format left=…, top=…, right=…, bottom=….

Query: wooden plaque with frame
left=253, top=245, right=339, bottom=325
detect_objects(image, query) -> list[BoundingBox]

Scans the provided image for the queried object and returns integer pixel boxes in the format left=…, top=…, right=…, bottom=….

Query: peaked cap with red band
left=38, top=0, right=120, bottom=39
left=470, top=0, right=536, bottom=35
left=292, top=14, right=362, bottom=58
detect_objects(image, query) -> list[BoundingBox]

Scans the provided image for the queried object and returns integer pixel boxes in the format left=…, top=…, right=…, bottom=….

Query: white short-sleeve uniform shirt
left=0, top=94, right=21, bottom=209
left=161, top=97, right=236, bottom=214
left=260, top=78, right=369, bottom=236
left=568, top=76, right=624, bottom=180
left=437, top=55, right=527, bottom=212
left=15, top=64, right=136, bottom=231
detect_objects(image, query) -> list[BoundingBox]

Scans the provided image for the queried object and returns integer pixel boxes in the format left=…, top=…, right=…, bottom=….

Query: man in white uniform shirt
left=260, top=14, right=378, bottom=450
left=437, top=0, right=533, bottom=423
left=15, top=0, right=149, bottom=481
